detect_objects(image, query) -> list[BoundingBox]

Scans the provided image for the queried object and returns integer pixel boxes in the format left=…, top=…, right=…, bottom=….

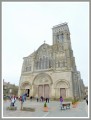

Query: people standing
left=21, top=93, right=27, bottom=110
left=46, top=98, right=47, bottom=103
left=86, top=97, right=88, bottom=105
left=10, top=95, right=16, bottom=106
left=60, top=96, right=63, bottom=110
left=14, top=96, right=16, bottom=104
left=47, top=97, right=49, bottom=103
left=40, top=96, right=43, bottom=102
left=37, top=97, right=38, bottom=102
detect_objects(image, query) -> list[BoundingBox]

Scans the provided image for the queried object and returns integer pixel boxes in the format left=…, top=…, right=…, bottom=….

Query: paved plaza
left=3, top=99, right=88, bottom=118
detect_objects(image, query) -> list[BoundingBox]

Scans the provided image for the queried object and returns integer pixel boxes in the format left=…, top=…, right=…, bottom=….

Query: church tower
left=18, top=22, right=85, bottom=100
left=52, top=22, right=71, bottom=50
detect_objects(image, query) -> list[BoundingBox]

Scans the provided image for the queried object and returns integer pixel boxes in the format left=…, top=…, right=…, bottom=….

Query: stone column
left=49, top=84, right=52, bottom=98
left=43, top=84, right=44, bottom=98
left=29, top=85, right=32, bottom=97
left=66, top=88, right=69, bottom=98
left=31, top=85, right=34, bottom=96
left=36, top=85, right=39, bottom=97
left=50, top=84, right=55, bottom=98
left=18, top=87, right=21, bottom=97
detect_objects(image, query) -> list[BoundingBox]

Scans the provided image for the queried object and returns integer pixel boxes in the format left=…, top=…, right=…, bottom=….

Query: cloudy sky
left=2, top=2, right=89, bottom=86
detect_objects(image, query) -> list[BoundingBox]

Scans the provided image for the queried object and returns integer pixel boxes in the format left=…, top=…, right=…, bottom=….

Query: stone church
left=18, top=23, right=85, bottom=100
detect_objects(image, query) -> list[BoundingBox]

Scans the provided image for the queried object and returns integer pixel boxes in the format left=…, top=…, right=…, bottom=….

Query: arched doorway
left=33, top=73, right=52, bottom=98
left=38, top=85, right=43, bottom=97
left=20, top=82, right=31, bottom=97
left=60, top=88, right=66, bottom=98
left=38, top=84, right=50, bottom=98
left=44, top=84, right=49, bottom=98
left=54, top=79, right=70, bottom=99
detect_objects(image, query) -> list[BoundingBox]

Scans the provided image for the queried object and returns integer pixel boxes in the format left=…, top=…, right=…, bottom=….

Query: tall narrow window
left=45, top=57, right=47, bottom=69
left=39, top=58, right=42, bottom=69
left=46, top=57, right=49, bottom=69
left=61, top=33, right=64, bottom=42
left=67, top=34, right=70, bottom=40
left=49, top=59, right=51, bottom=68
left=59, top=33, right=64, bottom=42
left=26, top=67, right=28, bottom=71
left=43, top=56, right=45, bottom=69
left=56, top=35, right=59, bottom=39
left=38, top=61, right=39, bottom=69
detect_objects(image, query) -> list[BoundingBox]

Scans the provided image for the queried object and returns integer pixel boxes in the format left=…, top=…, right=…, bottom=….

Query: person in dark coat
left=47, top=97, right=49, bottom=103
left=86, top=97, right=88, bottom=105
left=46, top=98, right=47, bottom=103
left=37, top=98, right=38, bottom=102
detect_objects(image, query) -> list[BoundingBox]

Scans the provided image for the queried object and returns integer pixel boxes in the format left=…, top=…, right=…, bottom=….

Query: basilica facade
left=18, top=23, right=85, bottom=100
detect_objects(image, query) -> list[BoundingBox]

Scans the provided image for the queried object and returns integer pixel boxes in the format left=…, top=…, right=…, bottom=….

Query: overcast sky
left=2, top=2, right=89, bottom=86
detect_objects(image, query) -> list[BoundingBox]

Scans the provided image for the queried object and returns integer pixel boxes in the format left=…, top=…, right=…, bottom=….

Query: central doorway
left=38, top=84, right=49, bottom=98
left=38, top=85, right=43, bottom=97
left=44, top=84, right=49, bottom=98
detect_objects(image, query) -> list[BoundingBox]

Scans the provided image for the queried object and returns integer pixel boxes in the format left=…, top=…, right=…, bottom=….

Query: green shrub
left=44, top=102, right=47, bottom=107
left=72, top=99, right=78, bottom=104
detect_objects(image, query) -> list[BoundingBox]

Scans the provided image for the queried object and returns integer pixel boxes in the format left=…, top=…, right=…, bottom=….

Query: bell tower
left=52, top=22, right=71, bottom=50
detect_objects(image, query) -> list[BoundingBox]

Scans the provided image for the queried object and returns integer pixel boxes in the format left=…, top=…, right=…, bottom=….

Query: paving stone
left=3, top=100, right=88, bottom=118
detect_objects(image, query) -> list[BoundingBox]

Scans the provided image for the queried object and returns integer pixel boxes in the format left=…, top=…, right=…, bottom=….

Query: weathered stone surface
left=18, top=23, right=85, bottom=100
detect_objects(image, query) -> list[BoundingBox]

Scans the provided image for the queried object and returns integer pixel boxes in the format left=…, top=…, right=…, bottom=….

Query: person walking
left=10, top=95, right=16, bottom=107
left=60, top=96, right=63, bottom=110
left=20, top=93, right=27, bottom=110
left=37, top=97, right=38, bottom=102
left=14, top=96, right=16, bottom=104
left=86, top=97, right=88, bottom=105
left=46, top=98, right=47, bottom=103
left=35, top=94, right=38, bottom=102
left=47, top=97, right=49, bottom=103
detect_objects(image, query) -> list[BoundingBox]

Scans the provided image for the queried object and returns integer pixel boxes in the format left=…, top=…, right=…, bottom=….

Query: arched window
left=43, top=56, right=45, bottom=69
left=59, top=33, right=64, bottom=42
left=67, top=34, right=70, bottom=40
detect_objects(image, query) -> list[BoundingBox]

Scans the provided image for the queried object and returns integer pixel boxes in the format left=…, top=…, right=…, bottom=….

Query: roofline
left=52, top=22, right=68, bottom=29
